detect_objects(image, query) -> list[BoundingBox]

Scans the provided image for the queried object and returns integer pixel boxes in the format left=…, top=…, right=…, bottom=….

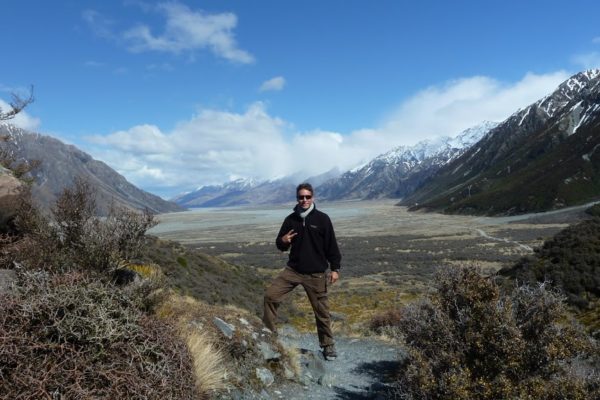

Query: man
left=263, top=182, right=341, bottom=360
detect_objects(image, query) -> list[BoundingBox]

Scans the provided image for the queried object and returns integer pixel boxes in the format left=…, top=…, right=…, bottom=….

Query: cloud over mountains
left=85, top=71, right=569, bottom=198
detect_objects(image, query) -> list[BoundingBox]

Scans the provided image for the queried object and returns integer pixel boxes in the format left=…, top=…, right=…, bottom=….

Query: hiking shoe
left=323, top=344, right=337, bottom=360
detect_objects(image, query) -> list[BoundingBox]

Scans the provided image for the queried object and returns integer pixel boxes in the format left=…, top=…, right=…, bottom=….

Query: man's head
left=296, top=182, right=314, bottom=210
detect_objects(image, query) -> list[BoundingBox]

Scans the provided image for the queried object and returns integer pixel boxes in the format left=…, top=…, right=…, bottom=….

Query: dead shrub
left=0, top=270, right=201, bottom=399
left=385, top=266, right=599, bottom=399
left=369, top=309, right=403, bottom=334
left=12, top=178, right=156, bottom=273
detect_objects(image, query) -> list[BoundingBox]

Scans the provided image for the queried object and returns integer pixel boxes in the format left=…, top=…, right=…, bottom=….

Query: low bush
left=369, top=309, right=403, bottom=335
left=13, top=178, right=156, bottom=273
left=373, top=266, right=599, bottom=399
left=586, top=203, right=600, bottom=217
left=0, top=270, right=200, bottom=399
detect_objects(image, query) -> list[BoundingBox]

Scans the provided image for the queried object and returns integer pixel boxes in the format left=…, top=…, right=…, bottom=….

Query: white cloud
left=572, top=52, right=600, bottom=70
left=0, top=99, right=41, bottom=131
left=84, top=60, right=105, bottom=68
left=377, top=71, right=570, bottom=145
left=86, top=102, right=290, bottom=197
left=82, top=9, right=116, bottom=40
left=84, top=71, right=570, bottom=198
left=123, top=2, right=254, bottom=63
left=260, top=76, right=286, bottom=92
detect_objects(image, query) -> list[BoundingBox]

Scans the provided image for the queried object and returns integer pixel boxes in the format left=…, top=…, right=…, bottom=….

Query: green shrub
left=177, top=256, right=188, bottom=268
left=378, top=266, right=599, bottom=399
left=500, top=218, right=600, bottom=308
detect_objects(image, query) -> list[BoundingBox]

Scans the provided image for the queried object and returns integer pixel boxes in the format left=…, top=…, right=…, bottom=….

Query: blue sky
left=1, top=0, right=600, bottom=199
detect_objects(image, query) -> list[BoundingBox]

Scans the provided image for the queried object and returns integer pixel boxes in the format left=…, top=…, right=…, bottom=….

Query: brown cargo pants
left=263, top=267, right=334, bottom=347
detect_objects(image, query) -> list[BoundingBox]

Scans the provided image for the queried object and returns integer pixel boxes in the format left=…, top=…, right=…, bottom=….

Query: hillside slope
left=0, top=124, right=183, bottom=214
left=403, top=69, right=600, bottom=215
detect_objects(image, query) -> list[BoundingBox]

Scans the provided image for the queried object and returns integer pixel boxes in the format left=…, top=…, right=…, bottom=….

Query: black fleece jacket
left=275, top=204, right=341, bottom=274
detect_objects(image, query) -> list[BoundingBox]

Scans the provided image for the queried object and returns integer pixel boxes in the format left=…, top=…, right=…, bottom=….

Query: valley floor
left=150, top=200, right=588, bottom=332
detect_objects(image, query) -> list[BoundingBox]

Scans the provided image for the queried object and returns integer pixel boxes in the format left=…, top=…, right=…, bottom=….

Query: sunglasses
left=297, top=195, right=313, bottom=201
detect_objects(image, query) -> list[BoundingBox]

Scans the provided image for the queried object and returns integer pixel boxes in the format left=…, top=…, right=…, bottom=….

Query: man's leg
left=263, top=267, right=300, bottom=334
left=302, top=272, right=334, bottom=347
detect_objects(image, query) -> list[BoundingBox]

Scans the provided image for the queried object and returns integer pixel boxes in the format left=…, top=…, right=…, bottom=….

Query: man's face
left=297, top=188, right=313, bottom=209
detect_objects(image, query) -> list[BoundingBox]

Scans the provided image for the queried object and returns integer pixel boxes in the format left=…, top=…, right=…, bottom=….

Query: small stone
left=213, top=317, right=236, bottom=339
left=255, top=367, right=274, bottom=387
left=283, top=365, right=295, bottom=380
left=258, top=341, right=281, bottom=361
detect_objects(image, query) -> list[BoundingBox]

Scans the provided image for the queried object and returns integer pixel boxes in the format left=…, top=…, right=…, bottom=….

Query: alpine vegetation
left=374, top=266, right=599, bottom=399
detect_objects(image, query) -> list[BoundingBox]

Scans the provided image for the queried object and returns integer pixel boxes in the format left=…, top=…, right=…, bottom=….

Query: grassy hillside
left=141, top=236, right=265, bottom=315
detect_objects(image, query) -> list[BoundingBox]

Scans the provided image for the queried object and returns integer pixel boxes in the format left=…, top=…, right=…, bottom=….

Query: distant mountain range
left=173, top=122, right=498, bottom=207
left=402, top=69, right=600, bottom=215
left=0, top=125, right=183, bottom=215
left=4, top=70, right=598, bottom=218
left=176, top=70, right=600, bottom=216
left=173, top=168, right=341, bottom=207
left=318, top=121, right=498, bottom=200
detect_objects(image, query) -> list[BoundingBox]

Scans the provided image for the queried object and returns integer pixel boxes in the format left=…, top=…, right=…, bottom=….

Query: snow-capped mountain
left=173, top=169, right=341, bottom=207
left=403, top=69, right=600, bottom=215
left=317, top=121, right=498, bottom=200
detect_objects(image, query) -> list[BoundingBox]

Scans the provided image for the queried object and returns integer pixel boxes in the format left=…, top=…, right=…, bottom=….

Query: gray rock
left=255, top=367, right=274, bottom=387
left=213, top=317, right=236, bottom=339
left=297, top=350, right=326, bottom=386
left=258, top=341, right=281, bottom=361
left=283, top=365, right=295, bottom=380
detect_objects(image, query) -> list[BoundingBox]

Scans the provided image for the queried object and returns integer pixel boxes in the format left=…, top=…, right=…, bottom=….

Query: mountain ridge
left=0, top=124, right=183, bottom=215
left=402, top=69, right=600, bottom=215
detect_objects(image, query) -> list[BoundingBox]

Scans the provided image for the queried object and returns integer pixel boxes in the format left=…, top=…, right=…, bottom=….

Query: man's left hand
left=329, top=271, right=339, bottom=284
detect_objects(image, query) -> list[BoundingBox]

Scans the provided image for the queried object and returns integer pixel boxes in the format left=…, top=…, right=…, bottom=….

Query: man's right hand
left=282, top=229, right=297, bottom=244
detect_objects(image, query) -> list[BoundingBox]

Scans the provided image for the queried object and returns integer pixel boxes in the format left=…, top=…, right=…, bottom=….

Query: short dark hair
left=296, top=182, right=313, bottom=195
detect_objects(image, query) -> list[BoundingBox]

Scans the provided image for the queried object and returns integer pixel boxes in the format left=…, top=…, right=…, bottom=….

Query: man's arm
left=325, top=216, right=342, bottom=272
left=275, top=217, right=295, bottom=251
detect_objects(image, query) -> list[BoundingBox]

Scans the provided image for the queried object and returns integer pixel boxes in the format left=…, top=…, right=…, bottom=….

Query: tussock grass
left=156, top=293, right=228, bottom=393
left=187, top=331, right=228, bottom=393
left=127, top=262, right=163, bottom=279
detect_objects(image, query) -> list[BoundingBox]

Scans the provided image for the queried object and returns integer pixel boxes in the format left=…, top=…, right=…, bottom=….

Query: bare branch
left=0, top=85, right=35, bottom=121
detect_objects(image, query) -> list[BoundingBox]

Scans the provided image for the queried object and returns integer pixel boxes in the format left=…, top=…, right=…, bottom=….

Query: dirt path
left=467, top=227, right=533, bottom=251
left=263, top=326, right=403, bottom=400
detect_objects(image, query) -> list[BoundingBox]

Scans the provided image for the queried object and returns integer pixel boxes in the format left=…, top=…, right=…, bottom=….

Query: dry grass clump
left=126, top=262, right=163, bottom=279
left=156, top=292, right=288, bottom=393
left=372, top=266, right=599, bottom=399
left=156, top=294, right=229, bottom=393
left=186, top=331, right=228, bottom=393
left=0, top=270, right=199, bottom=399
